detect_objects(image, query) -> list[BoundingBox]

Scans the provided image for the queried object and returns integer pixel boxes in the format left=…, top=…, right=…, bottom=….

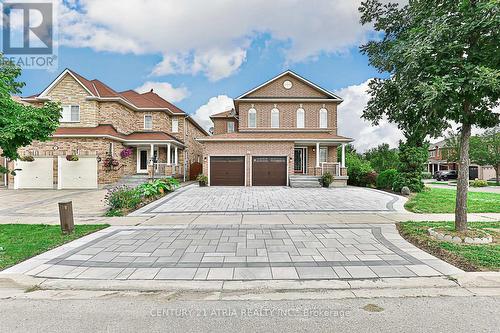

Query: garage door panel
left=14, top=158, right=53, bottom=189
left=210, top=156, right=245, bottom=186
left=252, top=156, right=287, bottom=186
left=58, top=156, right=98, bottom=189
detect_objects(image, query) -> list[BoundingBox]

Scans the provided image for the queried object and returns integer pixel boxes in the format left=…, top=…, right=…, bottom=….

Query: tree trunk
left=455, top=121, right=471, bottom=232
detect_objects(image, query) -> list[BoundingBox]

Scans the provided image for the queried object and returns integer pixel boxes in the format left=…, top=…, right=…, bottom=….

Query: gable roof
left=26, top=68, right=186, bottom=114
left=235, top=70, right=343, bottom=101
left=210, top=109, right=236, bottom=118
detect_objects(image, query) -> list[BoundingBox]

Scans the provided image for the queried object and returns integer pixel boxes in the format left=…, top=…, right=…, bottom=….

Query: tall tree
left=364, top=143, right=399, bottom=173
left=359, top=0, right=500, bottom=231
left=0, top=54, right=60, bottom=174
left=470, top=127, right=500, bottom=184
left=443, top=130, right=461, bottom=163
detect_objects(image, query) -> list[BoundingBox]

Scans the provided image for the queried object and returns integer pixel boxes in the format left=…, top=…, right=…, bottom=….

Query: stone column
left=174, top=146, right=178, bottom=165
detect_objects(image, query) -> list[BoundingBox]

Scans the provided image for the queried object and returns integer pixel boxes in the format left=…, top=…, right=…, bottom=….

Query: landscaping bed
left=397, top=221, right=500, bottom=271
left=405, top=188, right=500, bottom=213
left=105, top=178, right=180, bottom=216
left=0, top=224, right=108, bottom=270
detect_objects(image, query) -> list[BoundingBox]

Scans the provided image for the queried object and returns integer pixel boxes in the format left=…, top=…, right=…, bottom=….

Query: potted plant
left=321, top=172, right=334, bottom=188
left=196, top=174, right=208, bottom=187
left=66, top=154, right=79, bottom=162
left=19, top=156, right=34, bottom=162
left=103, top=155, right=119, bottom=170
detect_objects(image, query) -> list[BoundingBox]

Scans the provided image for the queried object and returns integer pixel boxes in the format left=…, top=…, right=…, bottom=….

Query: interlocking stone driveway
left=8, top=224, right=462, bottom=281
left=134, top=186, right=404, bottom=215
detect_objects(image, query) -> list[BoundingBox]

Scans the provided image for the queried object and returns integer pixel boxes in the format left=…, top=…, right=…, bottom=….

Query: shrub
left=376, top=169, right=398, bottom=190
left=321, top=172, right=334, bottom=187
left=364, top=171, right=378, bottom=187
left=471, top=179, right=488, bottom=187
left=138, top=179, right=179, bottom=197
left=421, top=172, right=432, bottom=179
left=345, top=151, right=374, bottom=187
left=104, top=186, right=142, bottom=210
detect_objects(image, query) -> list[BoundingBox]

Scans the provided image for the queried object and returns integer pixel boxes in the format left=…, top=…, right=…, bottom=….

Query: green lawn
left=0, top=224, right=108, bottom=270
left=405, top=188, right=500, bottom=213
left=398, top=221, right=499, bottom=271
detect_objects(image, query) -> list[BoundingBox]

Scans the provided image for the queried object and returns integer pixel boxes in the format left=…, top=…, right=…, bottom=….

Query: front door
left=294, top=148, right=305, bottom=173
left=137, top=149, right=149, bottom=173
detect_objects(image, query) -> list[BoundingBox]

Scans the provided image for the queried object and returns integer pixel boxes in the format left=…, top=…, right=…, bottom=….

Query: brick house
left=5, top=69, right=208, bottom=189
left=198, top=71, right=353, bottom=187
left=427, top=139, right=496, bottom=180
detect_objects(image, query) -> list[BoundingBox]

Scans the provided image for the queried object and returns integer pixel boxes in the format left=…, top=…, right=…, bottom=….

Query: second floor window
left=319, top=108, right=328, bottom=128
left=296, top=108, right=305, bottom=128
left=144, top=115, right=153, bottom=129
left=172, top=118, right=179, bottom=133
left=227, top=121, right=235, bottom=133
left=61, top=105, right=80, bottom=122
left=271, top=108, right=280, bottom=128
left=248, top=108, right=257, bottom=128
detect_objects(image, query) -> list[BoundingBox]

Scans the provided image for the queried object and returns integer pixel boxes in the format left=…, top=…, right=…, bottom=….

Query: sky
left=10, top=0, right=412, bottom=152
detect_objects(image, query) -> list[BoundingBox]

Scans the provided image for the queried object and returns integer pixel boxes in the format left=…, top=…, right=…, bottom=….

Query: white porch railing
left=321, top=162, right=340, bottom=177
left=152, top=163, right=183, bottom=178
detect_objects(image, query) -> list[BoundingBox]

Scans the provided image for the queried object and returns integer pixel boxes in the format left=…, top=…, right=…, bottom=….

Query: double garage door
left=14, top=157, right=98, bottom=189
left=210, top=156, right=287, bottom=186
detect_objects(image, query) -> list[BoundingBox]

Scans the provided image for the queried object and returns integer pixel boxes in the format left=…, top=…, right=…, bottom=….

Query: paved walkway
left=1, top=224, right=462, bottom=281
left=132, top=185, right=406, bottom=215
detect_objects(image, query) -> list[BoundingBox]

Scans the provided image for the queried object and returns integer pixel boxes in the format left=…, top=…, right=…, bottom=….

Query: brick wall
left=246, top=74, right=327, bottom=98
left=237, top=101, right=338, bottom=133
left=212, top=118, right=238, bottom=135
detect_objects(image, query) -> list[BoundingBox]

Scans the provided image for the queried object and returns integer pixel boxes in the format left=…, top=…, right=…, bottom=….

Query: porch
left=293, top=143, right=348, bottom=177
left=126, top=142, right=185, bottom=180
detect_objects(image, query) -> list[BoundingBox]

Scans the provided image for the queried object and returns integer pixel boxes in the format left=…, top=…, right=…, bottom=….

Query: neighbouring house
left=6, top=69, right=208, bottom=189
left=427, top=139, right=496, bottom=180
left=197, top=70, right=354, bottom=187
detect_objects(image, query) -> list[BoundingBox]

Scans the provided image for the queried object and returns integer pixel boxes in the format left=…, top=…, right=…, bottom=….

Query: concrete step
left=289, top=176, right=321, bottom=188
left=108, top=174, right=150, bottom=188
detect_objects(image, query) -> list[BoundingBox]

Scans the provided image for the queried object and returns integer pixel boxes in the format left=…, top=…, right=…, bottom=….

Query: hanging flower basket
left=66, top=154, right=79, bottom=162
left=120, top=148, right=133, bottom=159
left=103, top=156, right=120, bottom=170
left=19, top=156, right=35, bottom=162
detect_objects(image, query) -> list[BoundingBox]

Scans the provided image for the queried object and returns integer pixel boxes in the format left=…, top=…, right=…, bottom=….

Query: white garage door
left=14, top=158, right=54, bottom=189
left=58, top=156, right=98, bottom=189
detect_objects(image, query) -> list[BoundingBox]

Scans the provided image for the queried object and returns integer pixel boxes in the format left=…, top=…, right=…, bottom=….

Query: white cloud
left=57, top=0, right=379, bottom=80
left=335, top=80, right=404, bottom=152
left=135, top=81, right=189, bottom=103
left=192, top=95, right=235, bottom=131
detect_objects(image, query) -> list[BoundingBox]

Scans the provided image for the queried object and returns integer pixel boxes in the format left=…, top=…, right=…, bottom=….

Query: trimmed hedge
left=376, top=169, right=398, bottom=190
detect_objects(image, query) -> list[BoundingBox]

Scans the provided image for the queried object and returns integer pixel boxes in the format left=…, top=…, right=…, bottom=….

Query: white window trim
left=172, top=118, right=179, bottom=133
left=320, top=147, right=328, bottom=163
left=227, top=121, right=235, bottom=133
left=248, top=108, right=257, bottom=128
left=144, top=115, right=153, bottom=130
left=271, top=108, right=280, bottom=128
left=296, top=107, right=305, bottom=128
left=319, top=108, right=328, bottom=129
left=60, top=105, right=80, bottom=123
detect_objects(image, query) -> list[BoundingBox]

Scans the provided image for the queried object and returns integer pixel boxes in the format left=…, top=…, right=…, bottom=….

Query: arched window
left=319, top=108, right=328, bottom=128
left=271, top=108, right=280, bottom=128
left=248, top=108, right=257, bottom=128
left=296, top=108, right=305, bottom=128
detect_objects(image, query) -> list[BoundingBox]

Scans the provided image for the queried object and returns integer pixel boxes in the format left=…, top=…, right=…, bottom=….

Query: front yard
left=0, top=224, right=108, bottom=270
left=405, top=188, right=500, bottom=213
left=398, top=221, right=500, bottom=271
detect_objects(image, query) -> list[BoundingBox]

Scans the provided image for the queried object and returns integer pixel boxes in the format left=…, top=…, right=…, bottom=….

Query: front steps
left=109, top=174, right=150, bottom=188
left=289, top=175, right=321, bottom=188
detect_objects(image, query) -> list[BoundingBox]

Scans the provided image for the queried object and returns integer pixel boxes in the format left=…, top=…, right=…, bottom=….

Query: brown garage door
left=210, top=156, right=245, bottom=186
left=252, top=156, right=287, bottom=186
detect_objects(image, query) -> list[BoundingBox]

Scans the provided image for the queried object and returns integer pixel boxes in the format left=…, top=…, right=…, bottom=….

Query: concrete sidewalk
left=1, top=212, right=498, bottom=226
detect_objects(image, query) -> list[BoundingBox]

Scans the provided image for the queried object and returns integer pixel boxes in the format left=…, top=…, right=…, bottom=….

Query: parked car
left=434, top=170, right=458, bottom=181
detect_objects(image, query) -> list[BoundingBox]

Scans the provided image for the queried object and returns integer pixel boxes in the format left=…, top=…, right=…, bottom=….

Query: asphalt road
left=0, top=296, right=498, bottom=332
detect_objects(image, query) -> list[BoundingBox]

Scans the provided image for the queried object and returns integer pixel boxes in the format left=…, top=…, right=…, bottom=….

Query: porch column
left=341, top=143, right=346, bottom=168
left=316, top=142, right=320, bottom=168
left=150, top=144, right=154, bottom=165
left=167, top=143, right=171, bottom=165
left=174, top=146, right=178, bottom=165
